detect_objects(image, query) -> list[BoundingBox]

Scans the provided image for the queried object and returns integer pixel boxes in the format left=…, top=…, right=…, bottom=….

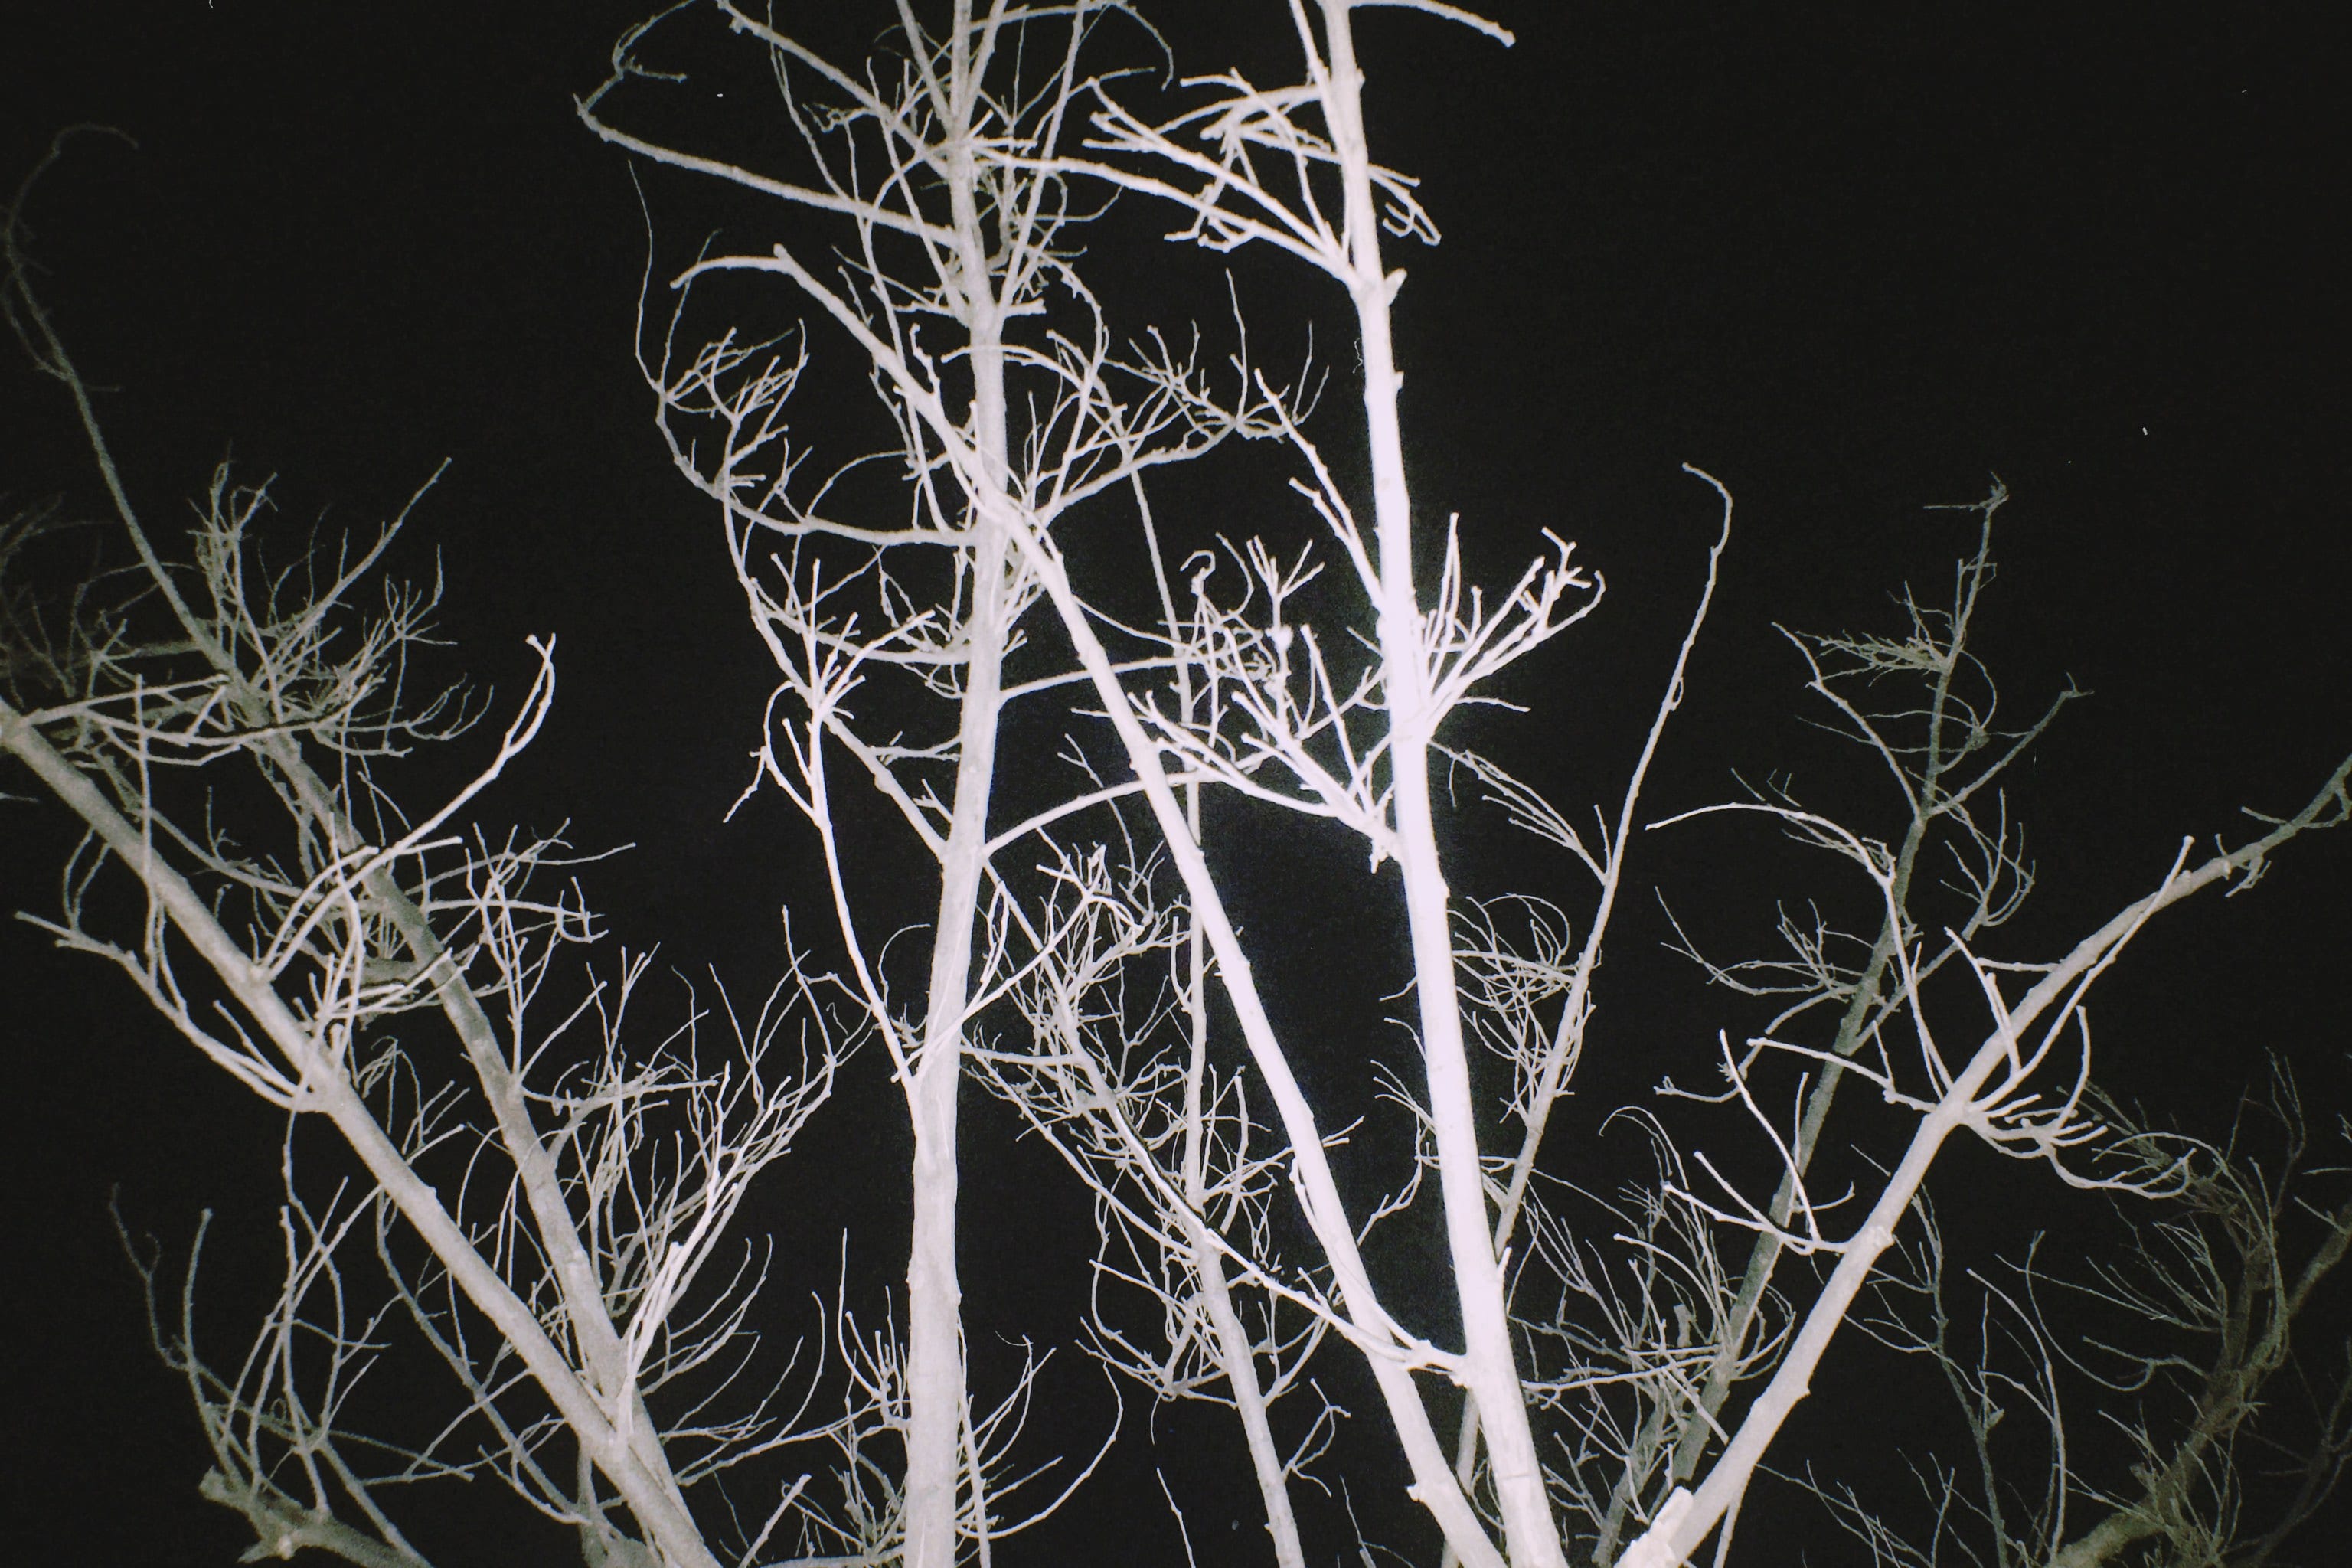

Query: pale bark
left=583, top=8, right=1187, bottom=1558
left=1313, top=4, right=1562, bottom=1560
left=1623, top=756, right=2352, bottom=1567
left=0, top=696, right=722, bottom=1568
left=905, top=365, right=1014, bottom=1568
left=17, top=12, right=2352, bottom=1568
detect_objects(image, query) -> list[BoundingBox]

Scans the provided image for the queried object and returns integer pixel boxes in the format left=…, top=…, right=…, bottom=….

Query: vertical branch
left=1308, top=5, right=1562, bottom=1562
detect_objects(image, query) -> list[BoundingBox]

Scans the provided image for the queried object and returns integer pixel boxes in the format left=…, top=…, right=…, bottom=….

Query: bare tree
left=1807, top=1069, right=2352, bottom=1568
left=573, top=5, right=2352, bottom=1566
left=577, top=5, right=1292, bottom=1561
left=4, top=136, right=848, bottom=1568
left=1032, top=7, right=2352, bottom=1561
left=8, top=6, right=2351, bottom=1568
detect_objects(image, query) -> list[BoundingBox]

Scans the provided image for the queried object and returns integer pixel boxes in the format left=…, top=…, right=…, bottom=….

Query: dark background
left=4, top=3, right=2347, bottom=1563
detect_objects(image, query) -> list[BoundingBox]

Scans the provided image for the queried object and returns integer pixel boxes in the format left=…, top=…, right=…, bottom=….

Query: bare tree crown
left=5, top=7, right=2349, bottom=1568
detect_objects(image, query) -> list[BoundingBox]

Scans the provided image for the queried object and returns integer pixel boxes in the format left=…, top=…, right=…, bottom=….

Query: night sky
left=5, top=4, right=2349, bottom=1565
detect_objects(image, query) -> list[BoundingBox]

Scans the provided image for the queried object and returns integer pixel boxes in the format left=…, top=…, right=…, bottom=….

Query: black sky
left=4, top=4, right=2349, bottom=1564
